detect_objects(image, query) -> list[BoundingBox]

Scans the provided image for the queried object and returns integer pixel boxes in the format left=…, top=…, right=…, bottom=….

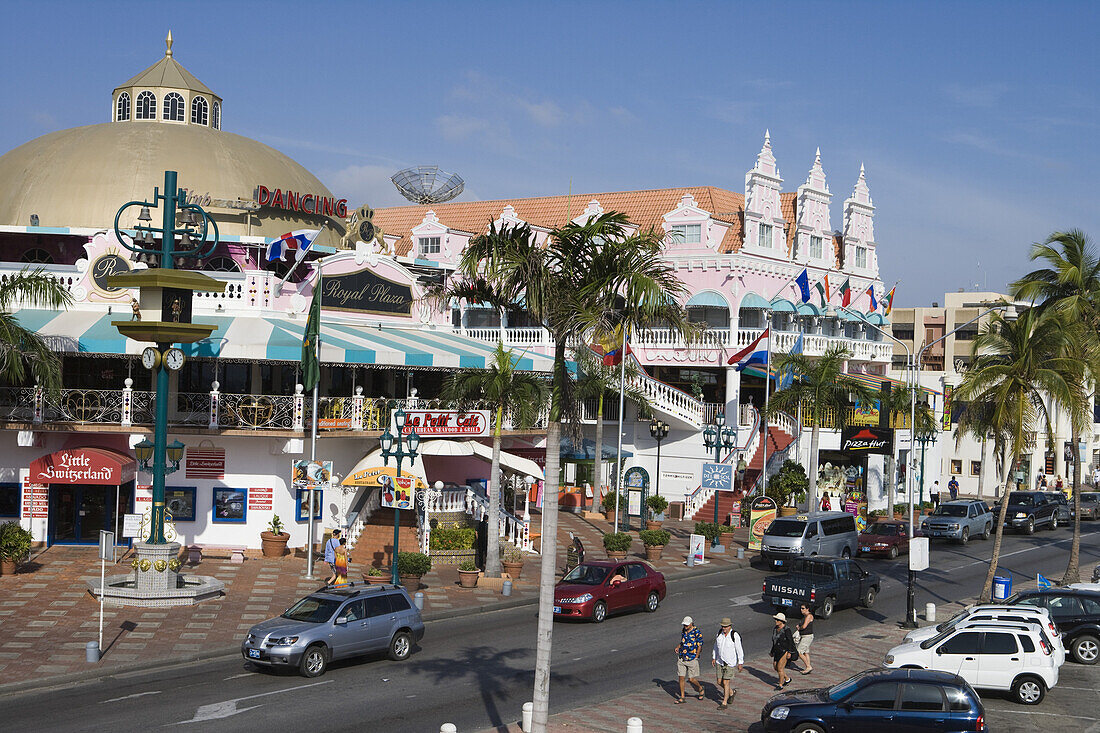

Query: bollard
left=522, top=702, right=533, bottom=732
left=86, top=641, right=101, bottom=663
left=502, top=580, right=512, bottom=597
left=687, top=552, right=695, bottom=568
left=736, top=548, right=745, bottom=560
left=440, top=725, right=457, bottom=733
left=925, top=602, right=936, bottom=623
left=626, top=716, right=643, bottom=733
left=414, top=591, right=425, bottom=610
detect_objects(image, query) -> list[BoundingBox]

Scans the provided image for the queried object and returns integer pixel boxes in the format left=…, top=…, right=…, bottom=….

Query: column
left=725, top=366, right=740, bottom=425
left=121, top=378, right=134, bottom=427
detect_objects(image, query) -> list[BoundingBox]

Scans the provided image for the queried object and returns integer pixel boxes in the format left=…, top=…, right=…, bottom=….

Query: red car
left=857, top=520, right=910, bottom=559
left=553, top=560, right=666, bottom=623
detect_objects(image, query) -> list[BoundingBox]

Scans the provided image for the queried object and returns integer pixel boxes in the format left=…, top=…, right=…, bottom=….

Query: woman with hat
left=770, top=612, right=797, bottom=690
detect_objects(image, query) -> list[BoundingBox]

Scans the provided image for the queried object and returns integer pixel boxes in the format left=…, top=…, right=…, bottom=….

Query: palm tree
left=442, top=343, right=548, bottom=578
left=766, top=346, right=874, bottom=510
left=954, top=308, right=1084, bottom=601
left=429, top=212, right=693, bottom=732
left=573, top=347, right=651, bottom=510
left=1011, top=229, right=1100, bottom=585
left=0, top=269, right=73, bottom=389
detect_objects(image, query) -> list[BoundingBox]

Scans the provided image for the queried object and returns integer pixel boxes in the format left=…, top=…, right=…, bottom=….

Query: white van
left=884, top=623, right=1059, bottom=705
left=761, top=511, right=859, bottom=568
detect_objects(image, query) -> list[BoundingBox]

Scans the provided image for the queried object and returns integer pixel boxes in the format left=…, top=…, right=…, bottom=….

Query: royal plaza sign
left=395, top=410, right=491, bottom=438
left=254, top=185, right=348, bottom=219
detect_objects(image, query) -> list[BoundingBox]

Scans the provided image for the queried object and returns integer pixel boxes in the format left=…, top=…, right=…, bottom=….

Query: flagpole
left=613, top=326, right=629, bottom=533
left=276, top=222, right=326, bottom=296
left=305, top=269, right=321, bottom=580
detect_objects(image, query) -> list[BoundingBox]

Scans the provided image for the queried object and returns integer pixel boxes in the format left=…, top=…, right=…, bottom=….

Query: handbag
left=792, top=628, right=802, bottom=644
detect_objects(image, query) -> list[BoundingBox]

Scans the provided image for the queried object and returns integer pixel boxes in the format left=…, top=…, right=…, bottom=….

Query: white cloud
left=319, top=164, right=407, bottom=209
left=943, top=82, right=1010, bottom=108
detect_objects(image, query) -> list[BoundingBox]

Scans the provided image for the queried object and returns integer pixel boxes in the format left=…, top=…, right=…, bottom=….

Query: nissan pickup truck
left=762, top=557, right=880, bottom=619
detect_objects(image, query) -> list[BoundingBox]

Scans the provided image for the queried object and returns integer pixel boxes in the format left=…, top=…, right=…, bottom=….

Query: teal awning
left=687, top=291, right=729, bottom=308
left=738, top=293, right=772, bottom=309
left=769, top=298, right=797, bottom=313
left=796, top=302, right=821, bottom=316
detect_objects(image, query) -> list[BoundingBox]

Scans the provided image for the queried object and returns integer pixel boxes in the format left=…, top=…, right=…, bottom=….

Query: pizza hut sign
left=395, top=410, right=490, bottom=438
left=841, top=426, right=894, bottom=455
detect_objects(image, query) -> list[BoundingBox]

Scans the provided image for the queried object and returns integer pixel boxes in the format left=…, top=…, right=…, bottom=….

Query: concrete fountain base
left=86, top=541, right=224, bottom=607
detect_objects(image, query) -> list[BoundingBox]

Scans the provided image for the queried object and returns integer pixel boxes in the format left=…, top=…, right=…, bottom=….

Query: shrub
left=458, top=559, right=478, bottom=572
left=602, top=532, right=632, bottom=552
left=893, top=503, right=909, bottom=515
left=0, top=521, right=32, bottom=562
left=601, top=490, right=626, bottom=514
left=267, top=515, right=286, bottom=535
left=365, top=565, right=383, bottom=576
left=768, top=460, right=809, bottom=506
left=429, top=526, right=477, bottom=551
left=693, top=521, right=722, bottom=543
left=639, top=529, right=671, bottom=547
left=396, top=551, right=432, bottom=575
left=646, top=495, right=669, bottom=519
left=503, top=546, right=526, bottom=564
left=869, top=509, right=887, bottom=518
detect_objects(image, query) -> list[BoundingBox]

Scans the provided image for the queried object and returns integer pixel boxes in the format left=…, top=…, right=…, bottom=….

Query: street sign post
left=905, top=536, right=929, bottom=628
left=96, top=530, right=114, bottom=661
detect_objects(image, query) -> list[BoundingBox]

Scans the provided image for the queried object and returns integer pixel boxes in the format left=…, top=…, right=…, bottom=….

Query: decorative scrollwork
left=131, top=559, right=140, bottom=570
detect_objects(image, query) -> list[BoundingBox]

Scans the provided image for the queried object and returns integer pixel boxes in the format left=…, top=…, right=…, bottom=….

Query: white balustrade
left=463, top=487, right=536, bottom=553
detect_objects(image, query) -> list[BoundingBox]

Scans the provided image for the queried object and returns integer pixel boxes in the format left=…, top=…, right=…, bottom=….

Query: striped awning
left=738, top=365, right=940, bottom=397
left=18, top=309, right=557, bottom=372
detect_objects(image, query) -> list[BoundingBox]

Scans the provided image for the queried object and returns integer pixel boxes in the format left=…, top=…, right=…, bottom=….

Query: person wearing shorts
left=674, top=616, right=705, bottom=703
left=711, top=617, right=743, bottom=710
left=323, top=529, right=341, bottom=585
left=795, top=603, right=814, bottom=674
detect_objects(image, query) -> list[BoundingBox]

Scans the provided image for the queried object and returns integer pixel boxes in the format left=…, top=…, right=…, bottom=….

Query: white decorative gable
left=409, top=210, right=453, bottom=260
left=742, top=130, right=787, bottom=258
left=494, top=204, right=525, bottom=230
left=842, top=164, right=878, bottom=276
left=573, top=199, right=605, bottom=224
left=794, top=148, right=833, bottom=266
left=662, top=192, right=718, bottom=251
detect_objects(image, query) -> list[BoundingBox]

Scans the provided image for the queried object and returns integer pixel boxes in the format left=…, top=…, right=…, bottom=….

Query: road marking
left=222, top=673, right=252, bottom=681
left=173, top=680, right=332, bottom=724
left=729, top=594, right=760, bottom=606
left=990, top=709, right=1100, bottom=721
left=102, top=691, right=162, bottom=704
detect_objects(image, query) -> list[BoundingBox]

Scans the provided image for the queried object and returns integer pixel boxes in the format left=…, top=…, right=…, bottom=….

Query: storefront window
left=0, top=483, right=19, bottom=517
left=296, top=488, right=322, bottom=522
left=61, top=356, right=146, bottom=390
left=178, top=360, right=216, bottom=394
left=259, top=363, right=298, bottom=395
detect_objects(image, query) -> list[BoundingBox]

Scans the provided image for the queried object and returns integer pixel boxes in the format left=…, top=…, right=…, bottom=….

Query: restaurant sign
left=320, top=267, right=413, bottom=316
left=841, top=426, right=895, bottom=455
left=396, top=410, right=490, bottom=438
left=254, top=185, right=348, bottom=219
left=90, top=253, right=132, bottom=295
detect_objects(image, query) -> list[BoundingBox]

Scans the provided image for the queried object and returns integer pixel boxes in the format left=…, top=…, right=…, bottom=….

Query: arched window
left=136, top=91, right=156, bottom=120
left=163, top=92, right=185, bottom=122
left=212, top=101, right=221, bottom=130
left=21, top=248, right=54, bottom=265
left=116, top=92, right=130, bottom=121
left=191, top=96, right=208, bottom=126
left=202, top=256, right=241, bottom=273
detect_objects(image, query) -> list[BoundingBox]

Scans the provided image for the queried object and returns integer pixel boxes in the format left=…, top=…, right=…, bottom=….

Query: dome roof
left=0, top=121, right=344, bottom=245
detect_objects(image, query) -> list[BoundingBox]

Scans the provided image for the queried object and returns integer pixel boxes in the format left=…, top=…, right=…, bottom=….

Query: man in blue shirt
left=324, top=529, right=342, bottom=585
left=674, top=616, right=705, bottom=703
left=948, top=477, right=959, bottom=501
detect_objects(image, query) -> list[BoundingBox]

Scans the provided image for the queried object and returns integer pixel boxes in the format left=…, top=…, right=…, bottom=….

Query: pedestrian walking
left=323, top=529, right=342, bottom=585
left=770, top=613, right=797, bottom=690
left=948, top=477, right=959, bottom=501
left=736, top=454, right=747, bottom=489
left=820, top=491, right=831, bottom=511
left=931, top=481, right=940, bottom=508
left=674, top=616, right=706, bottom=703
left=711, top=617, right=743, bottom=710
left=334, top=538, right=350, bottom=586
left=794, top=603, right=815, bottom=675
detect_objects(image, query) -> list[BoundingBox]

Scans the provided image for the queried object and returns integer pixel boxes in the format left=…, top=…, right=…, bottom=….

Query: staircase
left=689, top=425, right=796, bottom=522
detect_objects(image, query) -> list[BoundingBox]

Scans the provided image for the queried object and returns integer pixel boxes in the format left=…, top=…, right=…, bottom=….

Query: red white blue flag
left=266, top=229, right=320, bottom=262
left=727, top=328, right=770, bottom=369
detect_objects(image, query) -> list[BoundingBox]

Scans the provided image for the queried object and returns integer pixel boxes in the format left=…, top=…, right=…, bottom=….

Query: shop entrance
left=30, top=446, right=138, bottom=546
left=50, top=485, right=107, bottom=543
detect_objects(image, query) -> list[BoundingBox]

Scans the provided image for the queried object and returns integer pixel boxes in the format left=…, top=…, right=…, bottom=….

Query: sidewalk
left=0, top=513, right=748, bottom=691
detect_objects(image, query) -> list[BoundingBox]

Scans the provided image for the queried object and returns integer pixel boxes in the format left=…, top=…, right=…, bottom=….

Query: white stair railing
left=684, top=407, right=761, bottom=519
left=345, top=486, right=382, bottom=550
left=465, top=488, right=536, bottom=554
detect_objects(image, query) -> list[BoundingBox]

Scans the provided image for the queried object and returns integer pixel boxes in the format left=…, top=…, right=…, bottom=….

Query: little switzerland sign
left=29, top=448, right=136, bottom=485
left=397, top=410, right=491, bottom=438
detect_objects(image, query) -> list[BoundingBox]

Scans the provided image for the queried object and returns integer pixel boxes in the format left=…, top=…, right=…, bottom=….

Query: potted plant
left=601, top=490, right=626, bottom=522
left=457, top=559, right=480, bottom=589
left=260, top=515, right=290, bottom=558
left=639, top=528, right=671, bottom=561
left=397, top=551, right=432, bottom=590
left=769, top=460, right=809, bottom=515
left=603, top=531, right=632, bottom=560
left=645, top=495, right=669, bottom=531
left=362, top=565, right=387, bottom=585
left=693, top=521, right=723, bottom=546
left=502, top=546, right=526, bottom=579
left=0, top=521, right=33, bottom=575
left=893, top=503, right=908, bottom=520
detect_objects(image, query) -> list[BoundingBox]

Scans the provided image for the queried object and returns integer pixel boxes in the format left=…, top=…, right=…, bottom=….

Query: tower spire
left=165, top=30, right=173, bottom=58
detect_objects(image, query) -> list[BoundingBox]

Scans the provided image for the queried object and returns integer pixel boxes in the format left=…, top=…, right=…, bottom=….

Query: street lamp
left=379, top=406, right=421, bottom=586
left=916, top=428, right=936, bottom=505
left=649, top=418, right=669, bottom=498
left=702, top=412, right=735, bottom=545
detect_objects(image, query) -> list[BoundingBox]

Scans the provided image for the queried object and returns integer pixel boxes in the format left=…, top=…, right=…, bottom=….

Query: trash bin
left=992, top=575, right=1012, bottom=601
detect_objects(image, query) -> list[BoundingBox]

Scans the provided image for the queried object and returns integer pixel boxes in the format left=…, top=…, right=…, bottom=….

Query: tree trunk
left=486, top=403, right=504, bottom=578
left=531, top=339, right=567, bottom=733
left=807, top=421, right=821, bottom=510
left=1063, top=435, right=1083, bottom=585
left=976, top=438, right=988, bottom=500
left=593, top=391, right=605, bottom=511
left=980, top=452, right=1018, bottom=603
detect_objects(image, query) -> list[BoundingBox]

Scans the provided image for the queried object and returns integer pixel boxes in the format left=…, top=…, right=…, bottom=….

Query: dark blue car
left=761, top=668, right=986, bottom=733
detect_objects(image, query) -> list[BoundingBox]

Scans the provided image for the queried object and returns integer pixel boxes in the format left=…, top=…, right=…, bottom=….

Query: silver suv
left=921, top=499, right=993, bottom=544
left=242, top=583, right=425, bottom=677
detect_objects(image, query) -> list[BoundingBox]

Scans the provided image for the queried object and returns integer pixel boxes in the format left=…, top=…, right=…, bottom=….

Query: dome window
left=191, top=96, right=209, bottom=126
left=21, top=248, right=54, bottom=265
left=212, top=101, right=221, bottom=130
left=202, top=256, right=240, bottom=273
left=136, top=91, right=156, bottom=120
left=164, top=92, right=185, bottom=122
left=116, top=92, right=131, bottom=122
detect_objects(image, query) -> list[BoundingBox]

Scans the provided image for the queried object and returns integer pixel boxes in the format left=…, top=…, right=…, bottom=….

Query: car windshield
left=1081, top=493, right=1100, bottom=504
left=282, top=596, right=341, bottom=623
left=920, top=627, right=955, bottom=649
left=936, top=608, right=969, bottom=632
left=827, top=673, right=866, bottom=701
left=932, top=505, right=967, bottom=517
left=765, top=519, right=807, bottom=538
left=1009, top=493, right=1035, bottom=506
left=864, top=524, right=900, bottom=536
left=561, top=564, right=610, bottom=586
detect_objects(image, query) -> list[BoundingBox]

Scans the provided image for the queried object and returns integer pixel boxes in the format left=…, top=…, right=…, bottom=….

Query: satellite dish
left=391, top=166, right=465, bottom=205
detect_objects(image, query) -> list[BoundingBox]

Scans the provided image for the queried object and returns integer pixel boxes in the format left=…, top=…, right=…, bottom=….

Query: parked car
left=1001, top=491, right=1060, bottom=534
left=241, top=583, right=425, bottom=678
left=1007, top=588, right=1100, bottom=664
left=858, top=520, right=910, bottom=558
left=763, top=557, right=880, bottom=619
left=1048, top=492, right=1074, bottom=526
left=1094, top=562, right=1100, bottom=583
left=553, top=560, right=665, bottom=623
left=761, top=668, right=987, bottom=733
left=901, top=607, right=1065, bottom=666
left=920, top=500, right=993, bottom=544
left=1078, top=492, right=1100, bottom=520
left=761, top=511, right=860, bottom=568
left=883, top=623, right=1060, bottom=704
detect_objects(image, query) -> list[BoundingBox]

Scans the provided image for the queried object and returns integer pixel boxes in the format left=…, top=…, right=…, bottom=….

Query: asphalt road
left=4, top=523, right=1098, bottom=732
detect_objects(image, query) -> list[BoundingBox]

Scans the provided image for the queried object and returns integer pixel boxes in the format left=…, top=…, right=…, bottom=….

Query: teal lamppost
left=110, top=170, right=224, bottom=544
left=702, top=413, right=735, bottom=546
left=379, top=407, right=421, bottom=585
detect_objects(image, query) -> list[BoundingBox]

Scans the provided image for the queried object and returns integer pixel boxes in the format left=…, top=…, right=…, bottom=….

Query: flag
left=267, top=229, right=320, bottom=262
left=794, top=269, right=811, bottom=303
left=815, top=274, right=831, bottom=307
left=777, top=332, right=804, bottom=390
left=839, top=277, right=852, bottom=307
left=867, top=285, right=879, bottom=312
left=301, top=276, right=321, bottom=392
left=1037, top=573, right=1053, bottom=590
left=596, top=325, right=631, bottom=367
left=728, top=328, right=770, bottom=369
left=884, top=286, right=896, bottom=316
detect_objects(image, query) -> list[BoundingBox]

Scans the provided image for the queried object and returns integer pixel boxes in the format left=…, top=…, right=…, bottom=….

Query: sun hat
left=773, top=612, right=787, bottom=622
left=681, top=616, right=693, bottom=626
left=720, top=617, right=732, bottom=627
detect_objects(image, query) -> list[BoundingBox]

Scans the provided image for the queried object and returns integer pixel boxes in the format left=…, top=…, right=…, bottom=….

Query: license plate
left=780, top=598, right=793, bottom=606
left=774, top=560, right=784, bottom=566
left=247, top=649, right=260, bottom=659
left=553, top=606, right=562, bottom=614
left=930, top=531, right=942, bottom=537
left=861, top=546, right=871, bottom=552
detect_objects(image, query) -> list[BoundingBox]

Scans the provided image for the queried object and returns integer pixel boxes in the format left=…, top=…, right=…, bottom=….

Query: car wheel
left=299, top=644, right=328, bottom=678
left=1012, top=675, right=1046, bottom=705
left=645, top=591, right=659, bottom=613
left=842, top=547, right=852, bottom=559
left=861, top=587, right=877, bottom=608
left=888, top=545, right=898, bottom=560
left=792, top=724, right=826, bottom=733
left=1024, top=518, right=1035, bottom=535
left=592, top=600, right=607, bottom=623
left=959, top=527, right=969, bottom=545
left=1048, top=514, right=1058, bottom=530
left=818, top=596, right=835, bottom=620
left=1072, top=634, right=1099, bottom=664
left=388, top=631, right=412, bottom=661
left=981, top=523, right=991, bottom=540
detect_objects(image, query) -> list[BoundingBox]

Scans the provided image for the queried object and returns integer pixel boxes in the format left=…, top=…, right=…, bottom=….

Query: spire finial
left=165, top=30, right=173, bottom=57
left=764, top=129, right=771, bottom=145
left=815, top=147, right=822, bottom=164
left=859, top=162, right=866, bottom=178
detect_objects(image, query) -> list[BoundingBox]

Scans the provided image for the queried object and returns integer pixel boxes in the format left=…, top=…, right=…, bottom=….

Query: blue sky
left=2, top=1, right=1098, bottom=306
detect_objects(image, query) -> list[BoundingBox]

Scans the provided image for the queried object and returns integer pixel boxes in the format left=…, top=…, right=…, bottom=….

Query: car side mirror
left=335, top=616, right=348, bottom=626
left=935, top=646, right=944, bottom=655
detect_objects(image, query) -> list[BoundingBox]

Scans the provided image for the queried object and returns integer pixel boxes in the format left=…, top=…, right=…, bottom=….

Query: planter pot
left=644, top=544, right=665, bottom=561
left=646, top=520, right=664, bottom=531
left=0, top=559, right=17, bottom=576
left=362, top=573, right=388, bottom=585
left=260, top=531, right=290, bottom=558
left=457, top=570, right=480, bottom=589
left=893, top=513, right=906, bottom=520
left=779, top=506, right=798, bottom=517
left=605, top=550, right=628, bottom=560
left=604, top=511, right=616, bottom=522
left=501, top=561, right=524, bottom=579
left=399, top=573, right=423, bottom=591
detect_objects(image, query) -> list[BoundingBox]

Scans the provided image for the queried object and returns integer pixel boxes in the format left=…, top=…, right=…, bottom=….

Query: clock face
left=164, top=347, right=185, bottom=371
left=141, top=347, right=160, bottom=371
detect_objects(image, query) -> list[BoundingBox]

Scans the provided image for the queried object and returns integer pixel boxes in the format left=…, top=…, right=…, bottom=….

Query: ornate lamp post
left=702, top=412, right=735, bottom=545
left=916, top=428, right=936, bottom=505
left=379, top=406, right=421, bottom=585
left=649, top=419, right=669, bottom=498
